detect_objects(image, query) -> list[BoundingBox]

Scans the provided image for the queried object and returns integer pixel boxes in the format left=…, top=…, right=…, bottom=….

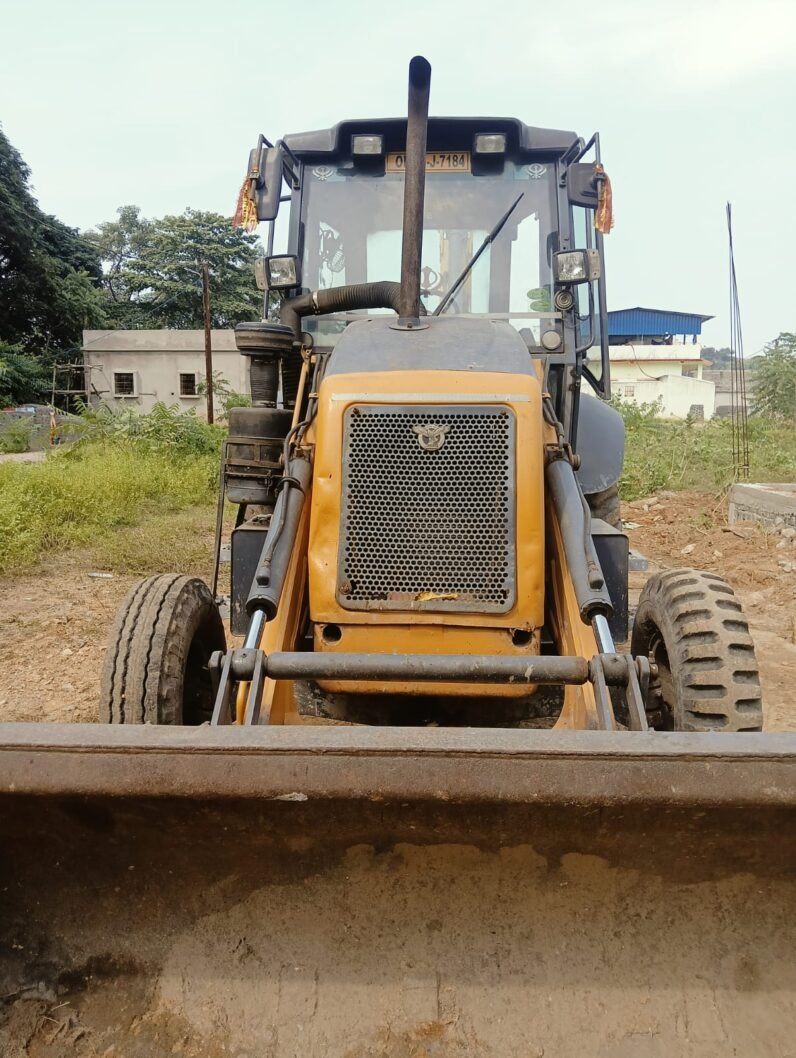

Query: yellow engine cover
left=308, top=329, right=545, bottom=696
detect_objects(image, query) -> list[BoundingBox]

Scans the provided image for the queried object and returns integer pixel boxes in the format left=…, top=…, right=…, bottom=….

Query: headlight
left=554, top=249, right=601, bottom=284
left=264, top=255, right=300, bottom=290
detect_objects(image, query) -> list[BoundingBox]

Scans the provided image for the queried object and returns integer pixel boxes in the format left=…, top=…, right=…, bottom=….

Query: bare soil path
left=1, top=491, right=794, bottom=728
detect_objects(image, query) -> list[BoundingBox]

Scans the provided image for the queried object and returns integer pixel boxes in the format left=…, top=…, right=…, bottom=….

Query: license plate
left=385, top=151, right=471, bottom=173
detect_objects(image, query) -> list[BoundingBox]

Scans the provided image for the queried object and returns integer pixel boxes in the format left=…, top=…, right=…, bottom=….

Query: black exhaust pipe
left=397, top=56, right=431, bottom=322
left=276, top=57, right=430, bottom=334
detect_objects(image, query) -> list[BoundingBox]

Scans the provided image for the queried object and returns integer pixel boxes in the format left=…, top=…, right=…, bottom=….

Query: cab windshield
left=298, top=158, right=560, bottom=345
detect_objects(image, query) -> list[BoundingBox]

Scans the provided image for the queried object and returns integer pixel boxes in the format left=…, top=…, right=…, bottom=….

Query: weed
left=68, top=400, right=224, bottom=455
left=0, top=444, right=216, bottom=574
left=0, top=418, right=36, bottom=454
left=612, top=400, right=796, bottom=500
left=89, top=506, right=216, bottom=575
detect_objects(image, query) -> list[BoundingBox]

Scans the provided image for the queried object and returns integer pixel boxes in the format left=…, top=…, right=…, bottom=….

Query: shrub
left=0, top=444, right=217, bottom=573
left=0, top=417, right=36, bottom=454
left=69, top=400, right=224, bottom=455
left=611, top=400, right=796, bottom=500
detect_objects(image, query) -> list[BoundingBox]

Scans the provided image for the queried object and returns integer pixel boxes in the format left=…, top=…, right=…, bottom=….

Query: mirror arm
left=275, top=140, right=301, bottom=190
left=573, top=282, right=595, bottom=356
left=567, top=131, right=601, bottom=169
left=593, top=228, right=611, bottom=399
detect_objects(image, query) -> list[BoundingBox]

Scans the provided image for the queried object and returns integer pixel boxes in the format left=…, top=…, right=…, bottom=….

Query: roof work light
left=474, top=133, right=507, bottom=154
left=352, top=134, right=384, bottom=156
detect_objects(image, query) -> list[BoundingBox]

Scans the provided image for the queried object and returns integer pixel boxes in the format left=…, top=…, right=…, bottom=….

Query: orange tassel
left=594, top=163, right=613, bottom=234
left=233, top=175, right=258, bottom=232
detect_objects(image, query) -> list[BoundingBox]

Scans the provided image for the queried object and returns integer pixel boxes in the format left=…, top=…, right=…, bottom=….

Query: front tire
left=631, top=568, right=763, bottom=731
left=99, top=574, right=226, bottom=725
left=587, top=484, right=622, bottom=529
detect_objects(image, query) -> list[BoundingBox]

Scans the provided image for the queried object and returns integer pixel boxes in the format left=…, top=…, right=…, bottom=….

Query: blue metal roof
left=607, top=307, right=713, bottom=337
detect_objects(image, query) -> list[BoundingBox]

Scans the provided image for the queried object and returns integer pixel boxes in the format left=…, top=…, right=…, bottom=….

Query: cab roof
left=283, top=116, right=578, bottom=158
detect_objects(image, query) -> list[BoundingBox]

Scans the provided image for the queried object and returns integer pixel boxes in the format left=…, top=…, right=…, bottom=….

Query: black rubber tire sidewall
left=631, top=568, right=763, bottom=732
left=99, top=575, right=226, bottom=725
left=586, top=484, right=622, bottom=530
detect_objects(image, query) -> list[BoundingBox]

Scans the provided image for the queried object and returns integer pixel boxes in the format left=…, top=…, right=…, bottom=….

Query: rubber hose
left=249, top=358, right=279, bottom=407
left=279, top=282, right=404, bottom=337
left=281, top=355, right=302, bottom=409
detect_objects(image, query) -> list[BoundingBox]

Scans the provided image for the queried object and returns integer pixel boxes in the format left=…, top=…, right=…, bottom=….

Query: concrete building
left=702, top=366, right=755, bottom=418
left=607, top=307, right=716, bottom=419
left=83, top=311, right=718, bottom=421
left=82, top=330, right=247, bottom=414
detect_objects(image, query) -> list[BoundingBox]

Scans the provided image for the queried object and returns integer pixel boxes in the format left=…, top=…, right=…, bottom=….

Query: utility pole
left=201, top=261, right=214, bottom=424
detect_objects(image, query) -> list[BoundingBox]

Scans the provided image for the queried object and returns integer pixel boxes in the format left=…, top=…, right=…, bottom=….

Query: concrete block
left=728, top=483, right=796, bottom=530
left=628, top=549, right=649, bottom=572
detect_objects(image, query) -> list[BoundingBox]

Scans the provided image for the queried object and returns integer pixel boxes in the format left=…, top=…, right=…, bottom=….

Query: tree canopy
left=0, top=125, right=104, bottom=352
left=86, top=207, right=262, bottom=329
left=700, top=346, right=733, bottom=367
left=752, top=332, right=796, bottom=421
left=0, top=128, right=262, bottom=407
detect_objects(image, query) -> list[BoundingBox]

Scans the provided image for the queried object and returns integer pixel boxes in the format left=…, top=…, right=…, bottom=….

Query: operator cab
left=247, top=117, right=610, bottom=395
left=291, top=119, right=562, bottom=353
left=241, top=109, right=613, bottom=448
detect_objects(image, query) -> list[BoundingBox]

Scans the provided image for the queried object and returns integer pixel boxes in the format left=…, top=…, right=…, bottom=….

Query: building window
left=179, top=372, right=199, bottom=397
left=113, top=372, right=136, bottom=397
left=623, top=384, right=635, bottom=398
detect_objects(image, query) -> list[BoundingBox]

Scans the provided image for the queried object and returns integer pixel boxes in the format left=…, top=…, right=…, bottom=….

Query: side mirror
left=248, top=145, right=284, bottom=222
left=566, top=162, right=600, bottom=208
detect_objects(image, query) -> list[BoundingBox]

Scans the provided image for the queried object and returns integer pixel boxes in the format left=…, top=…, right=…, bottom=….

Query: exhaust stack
left=397, top=56, right=431, bottom=322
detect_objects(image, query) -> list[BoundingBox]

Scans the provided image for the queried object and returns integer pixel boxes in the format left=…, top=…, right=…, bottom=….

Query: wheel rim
left=648, top=628, right=675, bottom=731
left=183, top=634, right=215, bottom=725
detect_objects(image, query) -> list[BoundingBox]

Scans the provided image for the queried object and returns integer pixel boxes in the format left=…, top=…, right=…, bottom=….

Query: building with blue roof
left=603, top=307, right=716, bottom=419
left=608, top=307, right=713, bottom=345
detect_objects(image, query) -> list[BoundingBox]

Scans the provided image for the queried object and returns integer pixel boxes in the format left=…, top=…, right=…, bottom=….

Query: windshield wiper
left=432, top=192, right=525, bottom=317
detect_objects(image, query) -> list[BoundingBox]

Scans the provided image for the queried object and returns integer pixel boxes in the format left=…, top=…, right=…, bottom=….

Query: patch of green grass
left=88, top=506, right=216, bottom=576
left=0, top=417, right=36, bottom=454
left=0, top=444, right=217, bottom=574
left=616, top=403, right=796, bottom=500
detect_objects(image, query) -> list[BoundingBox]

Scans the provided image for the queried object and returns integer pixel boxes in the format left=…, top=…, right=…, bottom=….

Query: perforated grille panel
left=338, top=404, right=516, bottom=612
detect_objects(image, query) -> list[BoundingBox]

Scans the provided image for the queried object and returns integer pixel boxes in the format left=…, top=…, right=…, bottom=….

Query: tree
left=701, top=346, right=733, bottom=367
left=83, top=205, right=151, bottom=327
left=0, top=342, right=50, bottom=406
left=88, top=207, right=262, bottom=329
left=752, top=333, right=796, bottom=420
left=0, top=125, right=105, bottom=350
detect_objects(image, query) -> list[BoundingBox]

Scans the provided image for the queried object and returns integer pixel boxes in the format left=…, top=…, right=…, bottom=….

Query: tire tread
left=631, top=567, right=763, bottom=732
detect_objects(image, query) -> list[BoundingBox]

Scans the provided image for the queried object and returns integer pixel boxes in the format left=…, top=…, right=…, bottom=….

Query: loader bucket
left=2, top=723, right=796, bottom=1058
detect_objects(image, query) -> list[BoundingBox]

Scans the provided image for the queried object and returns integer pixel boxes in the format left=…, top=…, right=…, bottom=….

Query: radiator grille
left=338, top=404, right=516, bottom=612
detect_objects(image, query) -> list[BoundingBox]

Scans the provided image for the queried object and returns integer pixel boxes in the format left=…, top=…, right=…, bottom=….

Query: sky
left=1, top=0, right=794, bottom=353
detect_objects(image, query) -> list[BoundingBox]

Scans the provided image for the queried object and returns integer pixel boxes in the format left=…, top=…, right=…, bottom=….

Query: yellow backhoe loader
left=2, top=56, right=794, bottom=1058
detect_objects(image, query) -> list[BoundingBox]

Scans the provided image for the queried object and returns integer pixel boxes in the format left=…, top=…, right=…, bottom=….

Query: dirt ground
left=0, top=490, right=794, bottom=729
left=625, top=490, right=796, bottom=731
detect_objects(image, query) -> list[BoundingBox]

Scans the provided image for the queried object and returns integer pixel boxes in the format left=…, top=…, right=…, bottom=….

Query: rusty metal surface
left=397, top=55, right=431, bottom=319
left=2, top=724, right=796, bottom=1056
left=2, top=746, right=796, bottom=1058
left=2, top=723, right=796, bottom=805
left=266, top=650, right=591, bottom=683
